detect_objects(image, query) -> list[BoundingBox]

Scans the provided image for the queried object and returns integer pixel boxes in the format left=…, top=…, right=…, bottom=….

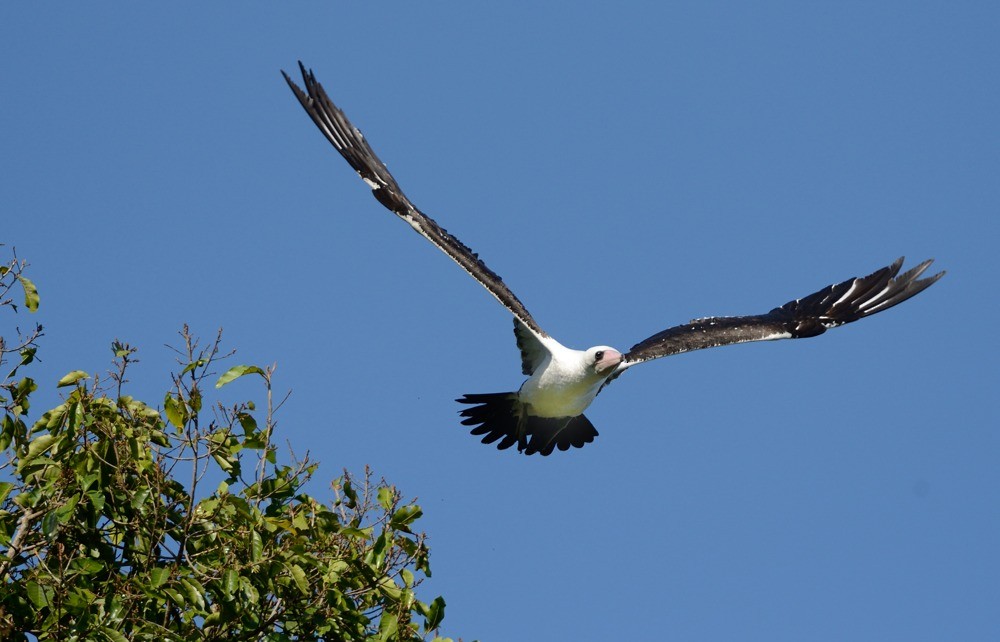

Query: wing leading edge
left=622, top=257, right=944, bottom=366
left=283, top=62, right=547, bottom=340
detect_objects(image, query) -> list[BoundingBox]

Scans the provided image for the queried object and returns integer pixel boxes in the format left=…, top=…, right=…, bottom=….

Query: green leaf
left=179, top=577, right=206, bottom=610
left=66, top=586, right=97, bottom=611
left=111, top=340, right=133, bottom=358
left=17, top=274, right=39, bottom=312
left=341, top=479, right=357, bottom=508
left=19, top=347, right=36, bottom=366
left=0, top=481, right=14, bottom=504
left=180, top=359, right=205, bottom=376
left=339, top=526, right=371, bottom=539
left=250, top=530, right=263, bottom=562
left=163, top=587, right=185, bottom=606
left=289, top=563, right=309, bottom=594
left=212, top=452, right=235, bottom=474
left=215, top=365, right=265, bottom=389
left=238, top=411, right=258, bottom=433
left=377, top=486, right=394, bottom=512
left=41, top=511, right=59, bottom=537
left=377, top=612, right=399, bottom=641
left=163, top=393, right=185, bottom=429
left=99, top=626, right=129, bottom=642
left=424, top=596, right=446, bottom=632
left=21, top=433, right=56, bottom=465
left=378, top=576, right=402, bottom=600
left=70, top=558, right=105, bottom=575
left=130, top=487, right=151, bottom=510
left=56, top=370, right=90, bottom=388
left=26, top=581, right=49, bottom=608
left=222, top=569, right=239, bottom=598
left=149, top=567, right=170, bottom=588
left=390, top=505, right=423, bottom=533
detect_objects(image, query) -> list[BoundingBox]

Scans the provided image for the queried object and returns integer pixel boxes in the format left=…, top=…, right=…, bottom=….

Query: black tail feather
left=457, top=393, right=598, bottom=456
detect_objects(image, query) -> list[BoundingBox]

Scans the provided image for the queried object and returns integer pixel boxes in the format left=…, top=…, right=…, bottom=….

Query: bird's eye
left=595, top=351, right=605, bottom=362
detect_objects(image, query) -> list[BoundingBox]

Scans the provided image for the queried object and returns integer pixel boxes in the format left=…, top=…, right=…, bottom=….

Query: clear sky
left=3, top=3, right=997, bottom=640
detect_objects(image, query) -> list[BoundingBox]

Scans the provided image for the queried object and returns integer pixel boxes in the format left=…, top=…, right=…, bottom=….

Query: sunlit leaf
left=111, top=340, right=132, bottom=358
left=378, top=576, right=402, bottom=600
left=215, top=365, right=265, bottom=389
left=163, top=393, right=185, bottom=429
left=390, top=505, right=423, bottom=533
left=163, top=587, right=185, bottom=606
left=212, top=452, right=235, bottom=474
left=179, top=577, right=206, bottom=610
left=16, top=274, right=39, bottom=312
left=22, top=434, right=55, bottom=465
left=56, top=370, right=90, bottom=388
left=377, top=486, right=394, bottom=512
left=0, top=482, right=14, bottom=504
left=180, top=359, right=205, bottom=376
left=377, top=612, right=399, bottom=641
left=149, top=567, right=170, bottom=588
left=251, top=530, right=263, bottom=562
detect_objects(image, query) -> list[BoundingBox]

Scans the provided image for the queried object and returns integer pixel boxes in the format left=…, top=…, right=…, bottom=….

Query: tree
left=0, top=250, right=452, bottom=641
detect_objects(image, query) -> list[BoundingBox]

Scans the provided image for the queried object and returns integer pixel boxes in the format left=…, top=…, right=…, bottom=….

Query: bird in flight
left=283, top=62, right=944, bottom=457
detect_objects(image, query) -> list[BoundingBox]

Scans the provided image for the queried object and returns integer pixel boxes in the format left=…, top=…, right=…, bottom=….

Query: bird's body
left=283, top=62, right=944, bottom=456
left=518, top=340, right=620, bottom=419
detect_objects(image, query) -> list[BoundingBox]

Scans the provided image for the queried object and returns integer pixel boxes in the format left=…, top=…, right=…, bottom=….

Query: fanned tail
left=457, top=393, right=598, bottom=456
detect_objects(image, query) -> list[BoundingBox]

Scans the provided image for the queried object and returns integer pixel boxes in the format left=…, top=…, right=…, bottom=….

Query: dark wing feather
left=623, top=257, right=944, bottom=366
left=514, top=319, right=549, bottom=375
left=283, top=62, right=546, bottom=339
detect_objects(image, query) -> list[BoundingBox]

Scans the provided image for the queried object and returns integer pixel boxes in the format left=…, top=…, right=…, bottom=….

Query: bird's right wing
left=283, top=62, right=548, bottom=340
left=620, top=257, right=943, bottom=368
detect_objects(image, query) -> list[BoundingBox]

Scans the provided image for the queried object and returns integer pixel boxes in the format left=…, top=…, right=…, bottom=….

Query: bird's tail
left=457, top=393, right=526, bottom=452
left=457, top=393, right=598, bottom=456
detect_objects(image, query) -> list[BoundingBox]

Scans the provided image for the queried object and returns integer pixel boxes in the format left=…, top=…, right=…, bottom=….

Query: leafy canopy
left=0, top=249, right=453, bottom=641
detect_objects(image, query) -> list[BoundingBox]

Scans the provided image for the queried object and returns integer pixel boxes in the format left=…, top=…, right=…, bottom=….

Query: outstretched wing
left=621, top=257, right=944, bottom=367
left=283, top=62, right=547, bottom=339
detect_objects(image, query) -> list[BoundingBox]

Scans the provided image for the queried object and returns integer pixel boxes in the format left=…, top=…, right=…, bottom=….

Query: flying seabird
left=283, top=62, right=944, bottom=456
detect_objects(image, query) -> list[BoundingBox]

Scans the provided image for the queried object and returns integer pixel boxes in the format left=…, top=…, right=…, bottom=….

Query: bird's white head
left=586, top=346, right=624, bottom=377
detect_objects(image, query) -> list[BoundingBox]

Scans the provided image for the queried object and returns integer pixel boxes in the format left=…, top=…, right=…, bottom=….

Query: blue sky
left=3, top=3, right=997, bottom=640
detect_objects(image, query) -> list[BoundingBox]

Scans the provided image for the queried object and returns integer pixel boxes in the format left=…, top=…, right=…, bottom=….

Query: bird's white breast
left=518, top=346, right=605, bottom=418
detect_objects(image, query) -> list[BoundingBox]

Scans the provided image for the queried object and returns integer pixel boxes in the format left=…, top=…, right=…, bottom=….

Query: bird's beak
left=596, top=350, right=624, bottom=375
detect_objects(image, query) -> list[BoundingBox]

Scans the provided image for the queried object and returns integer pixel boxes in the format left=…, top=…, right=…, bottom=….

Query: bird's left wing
left=283, top=62, right=547, bottom=340
left=619, top=257, right=943, bottom=369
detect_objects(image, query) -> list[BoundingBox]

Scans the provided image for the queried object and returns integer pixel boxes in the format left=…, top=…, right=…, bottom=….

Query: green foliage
left=0, top=253, right=454, bottom=641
